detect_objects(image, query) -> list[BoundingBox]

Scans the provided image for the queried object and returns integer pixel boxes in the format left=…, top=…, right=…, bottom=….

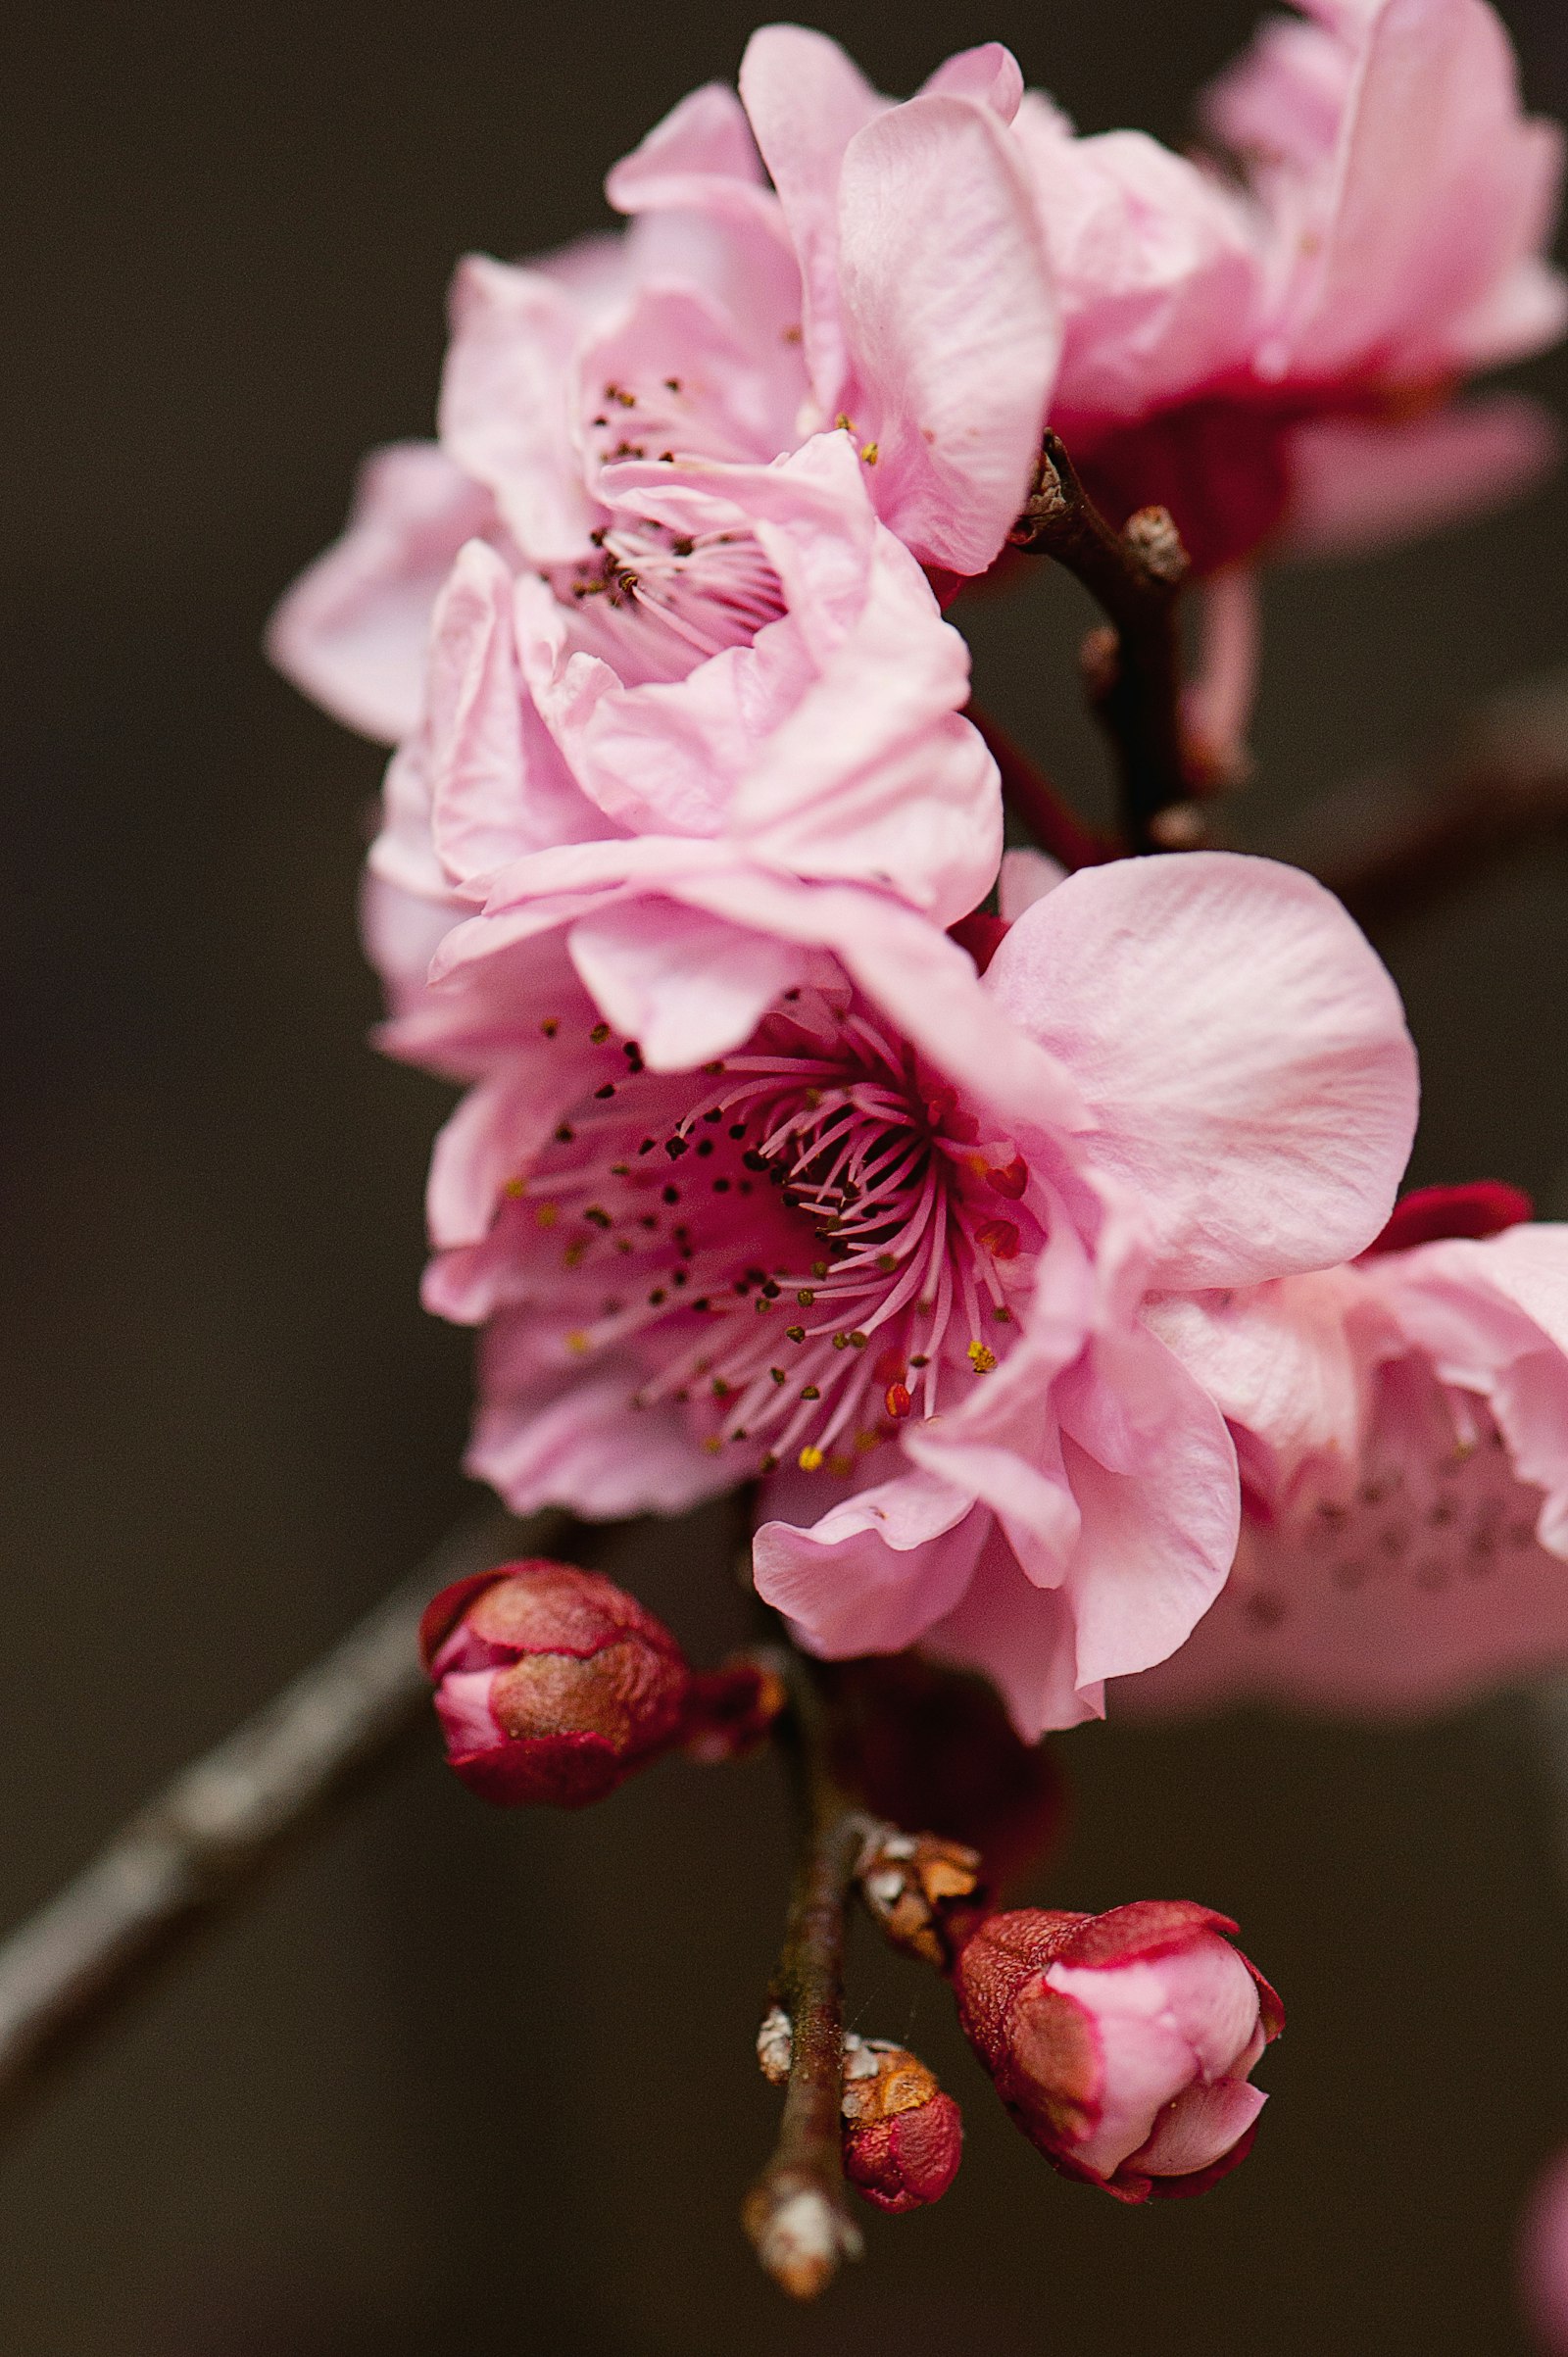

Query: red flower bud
left=419, top=1560, right=689, bottom=1807
left=953, top=1902, right=1283, bottom=2203
left=843, top=2059, right=964, bottom=2216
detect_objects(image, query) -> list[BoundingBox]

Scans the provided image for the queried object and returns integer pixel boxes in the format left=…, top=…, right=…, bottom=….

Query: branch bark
left=0, top=1503, right=570, bottom=2118
left=1008, top=428, right=1194, bottom=852
left=743, top=1641, right=871, bottom=2300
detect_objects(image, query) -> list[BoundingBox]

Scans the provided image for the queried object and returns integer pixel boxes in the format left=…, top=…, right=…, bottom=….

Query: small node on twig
left=757, top=2012, right=964, bottom=2218
left=1121, top=504, right=1190, bottom=588
left=1079, top=623, right=1121, bottom=706
left=757, top=2001, right=794, bottom=2086
left=855, top=1826, right=983, bottom=1967
left=1008, top=428, right=1196, bottom=851
left=744, top=2182, right=863, bottom=2300
left=1149, top=801, right=1208, bottom=850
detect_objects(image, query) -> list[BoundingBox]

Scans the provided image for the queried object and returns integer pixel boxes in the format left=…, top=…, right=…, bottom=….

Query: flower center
left=554, top=516, right=785, bottom=670
left=510, top=1002, right=1044, bottom=1477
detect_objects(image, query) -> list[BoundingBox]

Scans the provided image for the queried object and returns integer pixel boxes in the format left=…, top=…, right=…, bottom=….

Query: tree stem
left=0, top=1504, right=569, bottom=2119
left=743, top=1642, right=870, bottom=2300
left=1008, top=428, right=1193, bottom=852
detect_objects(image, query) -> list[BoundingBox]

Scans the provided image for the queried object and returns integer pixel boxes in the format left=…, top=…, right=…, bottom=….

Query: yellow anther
left=798, top=1446, right=825, bottom=1472
left=967, top=1340, right=998, bottom=1374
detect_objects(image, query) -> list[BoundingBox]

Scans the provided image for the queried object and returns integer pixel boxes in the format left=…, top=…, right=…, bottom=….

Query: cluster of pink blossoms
left=273, top=3, right=1568, bottom=1752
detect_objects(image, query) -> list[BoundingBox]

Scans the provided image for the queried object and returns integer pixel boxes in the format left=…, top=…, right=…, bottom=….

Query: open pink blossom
left=364, top=429, right=1004, bottom=1074
left=1120, top=1188, right=1568, bottom=1718
left=1061, top=0, right=1564, bottom=580
left=952, top=1901, right=1283, bottom=2201
left=402, top=852, right=1415, bottom=1737
left=268, top=36, right=1057, bottom=745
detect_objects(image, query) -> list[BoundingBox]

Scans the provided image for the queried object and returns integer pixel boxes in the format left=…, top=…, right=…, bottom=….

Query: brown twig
left=0, top=1503, right=570, bottom=2119
left=1287, top=668, right=1568, bottom=932
left=743, top=1639, right=871, bottom=2300
left=1008, top=428, right=1194, bottom=853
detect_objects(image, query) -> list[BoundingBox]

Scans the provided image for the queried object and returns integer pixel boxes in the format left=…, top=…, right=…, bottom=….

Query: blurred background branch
left=0, top=1506, right=566, bottom=2120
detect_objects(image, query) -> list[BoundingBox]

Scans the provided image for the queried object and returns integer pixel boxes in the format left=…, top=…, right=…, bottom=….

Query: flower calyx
left=855, top=1825, right=985, bottom=1968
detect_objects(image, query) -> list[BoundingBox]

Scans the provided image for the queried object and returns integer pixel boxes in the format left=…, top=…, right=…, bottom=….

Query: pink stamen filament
left=511, top=1010, right=1041, bottom=1465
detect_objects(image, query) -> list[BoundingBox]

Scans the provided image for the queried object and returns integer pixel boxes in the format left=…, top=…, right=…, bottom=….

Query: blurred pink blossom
left=1521, top=2146, right=1568, bottom=2353
left=953, top=1901, right=1283, bottom=2200
left=402, top=852, right=1415, bottom=1736
left=1120, top=1190, right=1568, bottom=1717
left=1063, top=0, right=1565, bottom=575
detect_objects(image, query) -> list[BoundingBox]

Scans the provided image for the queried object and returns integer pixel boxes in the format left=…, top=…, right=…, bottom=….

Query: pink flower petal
left=566, top=899, right=804, bottom=1071
left=1282, top=397, right=1561, bottom=563
left=738, top=25, right=884, bottom=410
left=1125, top=2077, right=1267, bottom=2180
left=923, top=1522, right=1100, bottom=1739
left=267, top=442, right=492, bottom=744
left=468, top=1357, right=729, bottom=1519
left=836, top=94, right=1059, bottom=574
left=754, top=1471, right=989, bottom=1655
left=438, top=256, right=600, bottom=565
left=1043, top=1960, right=1200, bottom=2177
left=1054, top=1328, right=1241, bottom=1690
left=919, top=42, right=1024, bottom=123
left=984, top=852, right=1418, bottom=1287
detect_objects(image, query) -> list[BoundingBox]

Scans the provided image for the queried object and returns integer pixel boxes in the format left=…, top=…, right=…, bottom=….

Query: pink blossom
left=404, top=853, right=1415, bottom=1737
left=952, top=1902, right=1283, bottom=2201
left=268, top=38, right=1058, bottom=744
left=1120, top=1191, right=1568, bottom=1717
left=1061, top=0, right=1565, bottom=576
left=1520, top=2146, right=1568, bottom=2353
left=365, top=430, right=1004, bottom=1074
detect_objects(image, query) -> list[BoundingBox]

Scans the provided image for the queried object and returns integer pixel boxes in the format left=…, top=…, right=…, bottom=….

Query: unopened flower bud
left=419, top=1560, right=689, bottom=1807
left=954, top=1902, right=1282, bottom=2203
left=840, top=2038, right=963, bottom=2215
left=857, top=1827, right=984, bottom=1968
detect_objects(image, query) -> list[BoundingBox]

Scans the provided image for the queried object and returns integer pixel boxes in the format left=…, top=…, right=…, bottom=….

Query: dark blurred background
left=3, top=2, right=1567, bottom=2349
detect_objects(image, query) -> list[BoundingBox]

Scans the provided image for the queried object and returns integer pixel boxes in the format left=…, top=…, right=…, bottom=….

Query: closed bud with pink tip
left=419, top=1560, right=690, bottom=1806
left=953, top=1901, right=1282, bottom=2201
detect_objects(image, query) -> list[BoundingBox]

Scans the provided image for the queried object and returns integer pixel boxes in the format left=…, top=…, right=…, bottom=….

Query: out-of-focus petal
left=1281, top=396, right=1560, bottom=562
left=267, top=443, right=492, bottom=743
